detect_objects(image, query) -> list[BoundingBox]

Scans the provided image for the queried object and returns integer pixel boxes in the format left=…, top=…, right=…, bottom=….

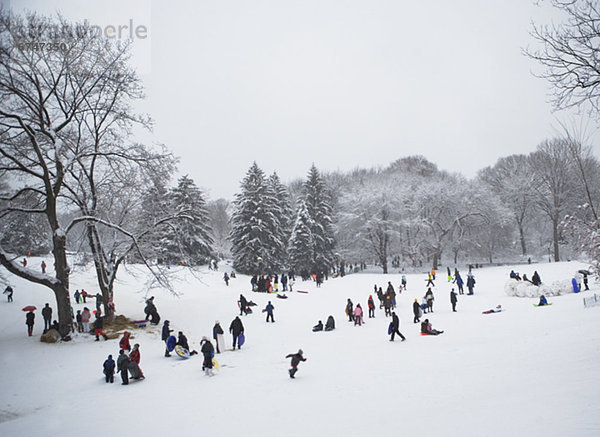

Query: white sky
left=4, top=0, right=599, bottom=199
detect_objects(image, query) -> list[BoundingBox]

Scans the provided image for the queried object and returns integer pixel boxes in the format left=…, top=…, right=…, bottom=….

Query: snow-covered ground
left=1, top=259, right=599, bottom=436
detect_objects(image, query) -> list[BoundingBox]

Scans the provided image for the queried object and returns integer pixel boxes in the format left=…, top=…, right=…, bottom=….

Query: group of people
left=510, top=270, right=542, bottom=286
left=103, top=333, right=144, bottom=385
left=250, top=273, right=294, bottom=293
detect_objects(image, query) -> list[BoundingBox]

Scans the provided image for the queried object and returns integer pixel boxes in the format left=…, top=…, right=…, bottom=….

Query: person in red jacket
left=119, top=331, right=131, bottom=351
left=129, top=344, right=145, bottom=379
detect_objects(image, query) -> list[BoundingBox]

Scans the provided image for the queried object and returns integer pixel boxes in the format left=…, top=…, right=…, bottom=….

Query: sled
left=533, top=303, right=552, bottom=307
left=297, top=290, right=309, bottom=294
left=212, top=358, right=220, bottom=371
left=276, top=294, right=288, bottom=299
left=174, top=345, right=190, bottom=359
left=129, top=320, right=147, bottom=328
left=127, top=362, right=143, bottom=379
left=572, top=278, right=580, bottom=293
left=238, top=333, right=245, bottom=347
left=216, top=334, right=225, bottom=353
left=166, top=335, right=177, bottom=352
left=420, top=332, right=431, bottom=336
left=387, top=322, right=393, bottom=335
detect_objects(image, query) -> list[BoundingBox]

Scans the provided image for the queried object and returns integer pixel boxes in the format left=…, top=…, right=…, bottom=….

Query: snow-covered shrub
left=504, top=279, right=573, bottom=297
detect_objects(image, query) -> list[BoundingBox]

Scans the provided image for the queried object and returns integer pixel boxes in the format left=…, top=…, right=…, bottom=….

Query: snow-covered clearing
left=1, top=260, right=599, bottom=436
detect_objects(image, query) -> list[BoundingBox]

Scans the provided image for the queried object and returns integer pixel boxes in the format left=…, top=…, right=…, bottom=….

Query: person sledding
left=312, top=320, right=323, bottom=332
left=285, top=349, right=307, bottom=379
left=537, top=295, right=549, bottom=306
left=176, top=331, right=198, bottom=355
left=421, top=318, right=443, bottom=335
left=482, top=305, right=503, bottom=314
left=324, top=315, right=335, bottom=331
left=238, top=294, right=250, bottom=315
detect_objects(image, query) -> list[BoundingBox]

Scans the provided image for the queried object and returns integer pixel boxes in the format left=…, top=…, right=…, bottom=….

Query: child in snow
left=103, top=354, right=115, bottom=383
left=482, top=305, right=502, bottom=314
left=286, top=349, right=307, bottom=379
left=200, top=337, right=215, bottom=376
left=421, top=319, right=443, bottom=335
left=120, top=331, right=131, bottom=351
left=538, top=295, right=548, bottom=306
left=353, top=304, right=364, bottom=326
left=312, top=320, right=323, bottom=332
left=93, top=312, right=108, bottom=341
left=81, top=307, right=91, bottom=333
left=367, top=295, right=375, bottom=318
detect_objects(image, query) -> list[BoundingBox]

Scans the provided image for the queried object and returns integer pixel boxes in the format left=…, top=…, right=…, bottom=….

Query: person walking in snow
left=367, top=295, right=375, bottom=318
left=426, top=272, right=435, bottom=287
left=376, top=287, right=385, bottom=309
left=4, top=285, right=13, bottom=302
left=41, top=260, right=46, bottom=274
left=264, top=301, right=275, bottom=322
left=41, top=303, right=52, bottom=333
left=103, top=354, right=115, bottom=383
left=239, top=294, right=248, bottom=316
left=466, top=275, right=476, bottom=295
left=224, top=272, right=230, bottom=286
left=213, top=321, right=225, bottom=354
left=401, top=275, right=407, bottom=291
left=120, top=331, right=131, bottom=352
left=389, top=312, right=406, bottom=342
left=93, top=312, right=108, bottom=341
left=346, top=298, right=354, bottom=322
left=286, top=349, right=307, bottom=379
left=26, top=310, right=35, bottom=336
left=129, top=344, right=145, bottom=379
left=81, top=307, right=91, bottom=333
left=383, top=293, right=392, bottom=317
left=353, top=303, right=364, bottom=326
left=425, top=288, right=435, bottom=313
left=450, top=289, right=458, bottom=312
left=162, top=320, right=173, bottom=357
left=413, top=298, right=421, bottom=323
left=200, top=337, right=215, bottom=376
left=386, top=282, right=396, bottom=308
left=117, top=350, right=130, bottom=385
left=229, top=316, right=244, bottom=350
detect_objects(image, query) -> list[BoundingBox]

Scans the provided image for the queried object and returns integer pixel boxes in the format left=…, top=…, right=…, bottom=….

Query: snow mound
left=504, top=279, right=573, bottom=297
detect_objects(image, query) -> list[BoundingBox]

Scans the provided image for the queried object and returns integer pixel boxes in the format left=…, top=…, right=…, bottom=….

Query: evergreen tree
left=268, top=172, right=292, bottom=265
left=230, top=163, right=283, bottom=274
left=303, top=165, right=336, bottom=273
left=288, top=201, right=315, bottom=276
left=136, top=182, right=173, bottom=263
left=168, top=175, right=214, bottom=265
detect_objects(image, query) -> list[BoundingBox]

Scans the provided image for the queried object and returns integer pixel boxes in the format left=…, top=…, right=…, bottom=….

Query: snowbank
left=504, top=279, right=573, bottom=297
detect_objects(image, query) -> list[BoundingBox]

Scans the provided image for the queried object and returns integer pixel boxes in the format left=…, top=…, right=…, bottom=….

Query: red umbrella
left=22, top=305, right=36, bottom=312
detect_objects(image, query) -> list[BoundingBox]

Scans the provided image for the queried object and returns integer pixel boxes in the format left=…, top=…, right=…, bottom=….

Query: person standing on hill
left=386, top=282, right=396, bottom=308
left=162, top=320, right=173, bottom=357
left=353, top=304, right=364, bottom=326
left=103, top=354, right=115, bottom=383
left=426, top=272, right=435, bottom=287
left=367, top=295, right=375, bottom=318
left=455, top=273, right=464, bottom=295
left=346, top=298, right=354, bottom=322
left=389, top=312, right=406, bottom=342
left=239, top=294, right=248, bottom=315
left=450, top=289, right=458, bottom=312
left=425, top=288, right=435, bottom=313
left=26, top=310, right=35, bottom=336
left=81, top=307, right=91, bottom=333
left=229, top=316, right=244, bottom=350
left=93, top=312, right=108, bottom=341
left=120, top=331, right=131, bottom=351
left=41, top=303, right=52, bottom=333
left=264, top=301, right=275, bottom=322
left=412, top=298, right=421, bottom=323
left=213, top=321, right=225, bottom=353
left=129, top=344, right=145, bottom=379
left=201, top=337, right=215, bottom=376
left=466, top=275, right=476, bottom=295
left=532, top=271, right=542, bottom=286
left=117, top=350, right=130, bottom=385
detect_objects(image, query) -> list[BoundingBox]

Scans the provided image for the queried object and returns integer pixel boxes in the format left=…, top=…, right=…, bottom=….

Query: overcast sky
left=5, top=0, right=599, bottom=199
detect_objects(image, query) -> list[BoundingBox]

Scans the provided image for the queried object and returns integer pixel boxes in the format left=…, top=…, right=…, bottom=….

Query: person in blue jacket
left=264, top=301, right=275, bottom=322
left=162, top=320, right=173, bottom=357
left=103, top=354, right=115, bottom=383
left=538, top=295, right=548, bottom=306
left=466, top=275, right=476, bottom=295
left=455, top=274, right=464, bottom=295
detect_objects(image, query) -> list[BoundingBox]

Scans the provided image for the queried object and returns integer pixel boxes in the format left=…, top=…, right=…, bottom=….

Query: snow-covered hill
left=1, top=259, right=599, bottom=436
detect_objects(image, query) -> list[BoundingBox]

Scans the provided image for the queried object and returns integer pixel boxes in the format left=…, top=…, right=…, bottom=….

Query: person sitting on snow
left=312, top=320, right=323, bottom=332
left=325, top=315, right=335, bottom=331
left=421, top=318, right=443, bottom=335
left=538, top=295, right=548, bottom=306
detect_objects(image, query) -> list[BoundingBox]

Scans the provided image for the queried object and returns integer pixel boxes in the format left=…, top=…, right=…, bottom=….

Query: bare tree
left=526, top=0, right=600, bottom=117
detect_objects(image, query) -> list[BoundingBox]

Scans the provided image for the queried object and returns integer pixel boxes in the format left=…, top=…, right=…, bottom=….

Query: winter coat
left=120, top=334, right=131, bottom=351
left=450, top=292, right=457, bottom=304
left=26, top=312, right=35, bottom=326
left=467, top=276, right=475, bottom=288
left=162, top=323, right=172, bottom=341
left=201, top=340, right=214, bottom=356
left=41, top=306, right=52, bottom=321
left=392, top=313, right=400, bottom=329
left=312, top=321, right=323, bottom=332
left=286, top=352, right=306, bottom=367
left=421, top=321, right=429, bottom=334
left=346, top=300, right=353, bottom=314
left=81, top=309, right=91, bottom=323
left=367, top=297, right=375, bottom=309
left=129, top=348, right=141, bottom=364
left=213, top=323, right=224, bottom=339
left=425, top=290, right=434, bottom=302
left=94, top=315, right=104, bottom=330
left=176, top=334, right=190, bottom=350
left=353, top=306, right=363, bottom=319
left=456, top=276, right=464, bottom=286
left=103, top=358, right=116, bottom=374
left=117, top=353, right=130, bottom=372
left=265, top=303, right=275, bottom=314
left=229, top=317, right=244, bottom=335
left=412, top=301, right=420, bottom=316
left=239, top=295, right=248, bottom=308
left=325, top=316, right=335, bottom=331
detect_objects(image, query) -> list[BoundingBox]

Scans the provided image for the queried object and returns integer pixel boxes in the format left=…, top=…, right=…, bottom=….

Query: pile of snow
left=504, top=279, right=574, bottom=297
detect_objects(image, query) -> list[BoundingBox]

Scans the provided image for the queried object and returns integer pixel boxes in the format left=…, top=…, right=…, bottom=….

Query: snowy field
left=1, top=259, right=600, bottom=437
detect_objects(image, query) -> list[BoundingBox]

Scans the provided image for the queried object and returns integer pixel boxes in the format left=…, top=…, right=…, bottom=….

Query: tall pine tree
left=168, top=175, right=214, bottom=265
left=268, top=172, right=291, bottom=265
left=230, top=163, right=284, bottom=274
left=303, top=165, right=336, bottom=273
left=288, top=200, right=314, bottom=276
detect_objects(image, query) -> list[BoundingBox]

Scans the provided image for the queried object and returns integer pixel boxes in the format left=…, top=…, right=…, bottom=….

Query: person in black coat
left=466, top=275, right=476, bottom=295
left=200, top=337, right=215, bottom=375
left=389, top=312, right=406, bottom=342
left=229, top=316, right=244, bottom=349
left=312, top=320, right=323, bottom=332
left=532, top=271, right=542, bottom=286
left=285, top=349, right=306, bottom=378
left=325, top=315, right=335, bottom=331
left=162, top=320, right=173, bottom=357
left=117, top=350, right=130, bottom=385
left=213, top=321, right=224, bottom=353
left=26, top=310, right=35, bottom=336
left=450, top=289, right=458, bottom=312
left=239, top=294, right=248, bottom=315
left=41, top=303, right=52, bottom=333
left=412, top=299, right=421, bottom=324
left=346, top=298, right=354, bottom=322
left=103, top=354, right=115, bottom=383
